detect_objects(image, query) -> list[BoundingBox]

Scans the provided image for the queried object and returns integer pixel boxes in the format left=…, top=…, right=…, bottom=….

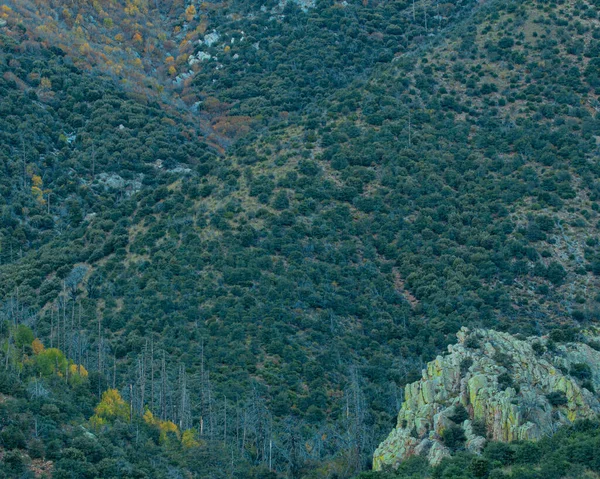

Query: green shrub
left=442, top=424, right=467, bottom=451
left=570, top=363, right=592, bottom=380
left=546, top=391, right=568, bottom=407
left=449, top=404, right=470, bottom=424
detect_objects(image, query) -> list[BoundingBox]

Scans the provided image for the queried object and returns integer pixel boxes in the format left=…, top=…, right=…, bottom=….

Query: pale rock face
left=373, top=328, right=600, bottom=470
left=203, top=31, right=220, bottom=47
left=189, top=51, right=212, bottom=65
left=94, top=173, right=142, bottom=195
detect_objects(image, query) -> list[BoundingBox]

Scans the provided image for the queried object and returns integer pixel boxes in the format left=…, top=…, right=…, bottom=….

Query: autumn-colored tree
left=32, top=338, right=45, bottom=355
left=69, top=363, right=89, bottom=385
left=185, top=4, right=197, bottom=21
left=181, top=429, right=201, bottom=448
left=40, top=77, right=52, bottom=89
left=90, top=389, right=130, bottom=428
left=79, top=42, right=92, bottom=55
left=61, top=8, right=73, bottom=27
left=31, top=174, right=45, bottom=204
left=143, top=409, right=180, bottom=443
left=1, top=5, right=12, bottom=18
left=69, top=364, right=89, bottom=377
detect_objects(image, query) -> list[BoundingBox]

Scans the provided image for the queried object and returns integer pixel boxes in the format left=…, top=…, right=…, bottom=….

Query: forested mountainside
left=1, top=0, right=600, bottom=477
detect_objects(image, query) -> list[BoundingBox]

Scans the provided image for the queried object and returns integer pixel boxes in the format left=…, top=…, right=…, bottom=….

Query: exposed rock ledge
left=373, top=327, right=600, bottom=470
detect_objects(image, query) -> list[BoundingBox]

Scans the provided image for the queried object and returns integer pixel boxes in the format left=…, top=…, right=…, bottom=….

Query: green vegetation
left=355, top=419, right=600, bottom=478
left=0, top=323, right=276, bottom=478
left=0, top=0, right=600, bottom=476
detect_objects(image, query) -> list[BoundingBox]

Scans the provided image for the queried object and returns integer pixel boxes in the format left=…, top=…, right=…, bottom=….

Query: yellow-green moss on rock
left=373, top=328, right=600, bottom=470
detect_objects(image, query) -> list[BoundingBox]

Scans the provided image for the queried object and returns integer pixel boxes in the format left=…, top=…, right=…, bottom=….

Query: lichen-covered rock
left=373, top=328, right=600, bottom=470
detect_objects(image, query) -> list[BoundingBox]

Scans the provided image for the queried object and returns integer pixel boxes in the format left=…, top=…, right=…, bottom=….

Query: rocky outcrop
left=373, top=328, right=600, bottom=470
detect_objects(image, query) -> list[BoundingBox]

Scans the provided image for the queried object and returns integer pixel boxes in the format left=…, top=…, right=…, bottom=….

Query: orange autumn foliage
left=32, top=338, right=45, bottom=355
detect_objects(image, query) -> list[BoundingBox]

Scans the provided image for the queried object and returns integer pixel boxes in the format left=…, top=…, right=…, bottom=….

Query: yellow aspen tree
left=182, top=429, right=201, bottom=448
left=185, top=4, right=197, bottom=21
left=31, top=175, right=45, bottom=204
left=32, top=338, right=45, bottom=355
left=90, top=389, right=130, bottom=428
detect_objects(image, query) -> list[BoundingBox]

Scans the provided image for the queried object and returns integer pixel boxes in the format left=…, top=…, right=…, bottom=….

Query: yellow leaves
left=185, top=5, right=197, bottom=21
left=36, top=23, right=58, bottom=34
left=132, top=58, right=143, bottom=68
left=143, top=408, right=180, bottom=443
left=32, top=342, right=86, bottom=384
left=79, top=42, right=92, bottom=55
left=0, top=5, right=11, bottom=23
left=68, top=363, right=89, bottom=385
left=165, top=56, right=175, bottom=64
left=69, top=363, right=89, bottom=378
left=132, top=32, right=143, bottom=44
left=90, top=415, right=107, bottom=429
left=40, top=77, right=52, bottom=89
left=124, top=0, right=148, bottom=16
left=31, top=186, right=44, bottom=204
left=168, top=65, right=177, bottom=76
left=115, top=33, right=124, bottom=42
left=32, top=338, right=45, bottom=355
left=158, top=420, right=179, bottom=440
left=143, top=408, right=155, bottom=424
left=224, top=45, right=231, bottom=53
left=30, top=174, right=46, bottom=205
left=90, top=389, right=130, bottom=428
left=182, top=429, right=201, bottom=448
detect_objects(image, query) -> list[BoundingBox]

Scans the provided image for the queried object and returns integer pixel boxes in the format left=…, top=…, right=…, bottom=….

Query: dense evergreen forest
left=1, top=0, right=600, bottom=477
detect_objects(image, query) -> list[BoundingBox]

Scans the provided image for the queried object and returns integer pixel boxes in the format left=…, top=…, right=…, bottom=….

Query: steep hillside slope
left=1, top=0, right=600, bottom=477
